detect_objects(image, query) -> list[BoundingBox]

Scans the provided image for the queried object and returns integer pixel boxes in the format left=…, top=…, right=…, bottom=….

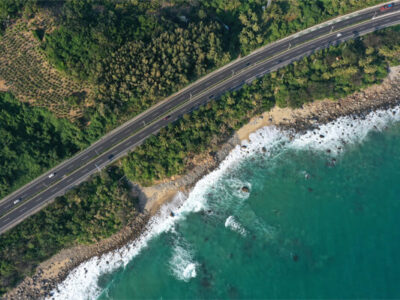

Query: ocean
left=51, top=106, right=400, bottom=299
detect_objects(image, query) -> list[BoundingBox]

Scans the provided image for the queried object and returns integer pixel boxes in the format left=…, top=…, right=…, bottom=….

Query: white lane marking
left=3, top=217, right=10, bottom=222
left=20, top=207, right=27, bottom=212
left=66, top=177, right=74, bottom=183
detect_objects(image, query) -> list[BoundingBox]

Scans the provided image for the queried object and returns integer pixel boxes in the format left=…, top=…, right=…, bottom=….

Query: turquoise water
left=52, top=108, right=400, bottom=299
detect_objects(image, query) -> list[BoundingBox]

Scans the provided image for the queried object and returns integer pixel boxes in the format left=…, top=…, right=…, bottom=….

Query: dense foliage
left=213, top=0, right=386, bottom=54
left=42, top=0, right=387, bottom=122
left=0, top=92, right=88, bottom=199
left=97, top=21, right=230, bottom=114
left=0, top=168, right=137, bottom=295
left=0, top=0, right=399, bottom=295
left=0, top=0, right=36, bottom=33
left=43, top=0, right=164, bottom=81
left=0, top=18, right=92, bottom=122
left=122, top=26, right=399, bottom=184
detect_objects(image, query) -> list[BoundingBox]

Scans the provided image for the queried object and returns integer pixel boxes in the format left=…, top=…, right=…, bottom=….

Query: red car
left=163, top=115, right=171, bottom=121
left=380, top=3, right=394, bottom=11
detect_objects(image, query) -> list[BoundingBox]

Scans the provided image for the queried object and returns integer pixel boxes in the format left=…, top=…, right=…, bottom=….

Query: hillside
left=0, top=0, right=399, bottom=296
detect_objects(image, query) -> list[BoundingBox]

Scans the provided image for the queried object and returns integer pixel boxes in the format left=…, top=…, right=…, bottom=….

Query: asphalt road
left=1, top=4, right=400, bottom=234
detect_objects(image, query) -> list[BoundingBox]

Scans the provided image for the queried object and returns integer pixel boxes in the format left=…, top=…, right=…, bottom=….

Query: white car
left=13, top=198, right=21, bottom=205
left=336, top=33, right=342, bottom=37
left=48, top=172, right=56, bottom=178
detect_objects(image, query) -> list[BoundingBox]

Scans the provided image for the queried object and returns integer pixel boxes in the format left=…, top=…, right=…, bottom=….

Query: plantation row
left=0, top=18, right=92, bottom=120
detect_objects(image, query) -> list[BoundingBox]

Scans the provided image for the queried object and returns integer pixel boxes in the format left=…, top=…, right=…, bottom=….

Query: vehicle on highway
left=163, top=115, right=171, bottom=121
left=48, top=172, right=56, bottom=178
left=337, top=33, right=342, bottom=37
left=13, top=198, right=21, bottom=205
left=108, top=154, right=114, bottom=160
left=380, top=3, right=394, bottom=11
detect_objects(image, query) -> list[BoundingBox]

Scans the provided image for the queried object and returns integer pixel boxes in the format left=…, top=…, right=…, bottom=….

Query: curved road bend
left=1, top=5, right=400, bottom=234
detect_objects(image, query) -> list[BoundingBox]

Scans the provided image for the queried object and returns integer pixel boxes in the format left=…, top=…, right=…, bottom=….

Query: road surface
left=1, top=3, right=400, bottom=234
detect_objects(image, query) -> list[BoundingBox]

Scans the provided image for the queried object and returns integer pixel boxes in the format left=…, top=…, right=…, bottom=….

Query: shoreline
left=5, top=66, right=400, bottom=299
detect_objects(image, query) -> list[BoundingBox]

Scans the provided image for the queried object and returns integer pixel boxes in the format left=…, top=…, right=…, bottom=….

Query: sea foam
left=169, top=238, right=198, bottom=282
left=49, top=105, right=400, bottom=300
left=225, top=216, right=247, bottom=236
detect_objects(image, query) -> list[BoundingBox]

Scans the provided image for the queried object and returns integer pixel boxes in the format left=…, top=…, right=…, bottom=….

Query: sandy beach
left=5, top=66, right=400, bottom=299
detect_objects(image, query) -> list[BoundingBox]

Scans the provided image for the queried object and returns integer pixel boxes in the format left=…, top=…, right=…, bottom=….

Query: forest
left=0, top=167, right=137, bottom=295
left=122, top=26, right=400, bottom=184
left=42, top=0, right=387, bottom=122
left=1, top=27, right=398, bottom=295
left=0, top=0, right=399, bottom=295
left=0, top=92, right=88, bottom=199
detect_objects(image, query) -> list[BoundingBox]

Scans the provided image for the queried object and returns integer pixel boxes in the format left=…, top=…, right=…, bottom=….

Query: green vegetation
left=122, top=26, right=400, bottom=184
left=0, top=0, right=400, bottom=296
left=43, top=0, right=164, bottom=81
left=0, top=167, right=137, bottom=295
left=215, top=0, right=386, bottom=54
left=1, top=28, right=397, bottom=296
left=97, top=21, right=230, bottom=115
left=0, top=0, right=36, bottom=33
left=0, top=92, right=87, bottom=199
left=0, top=17, right=93, bottom=121
left=42, top=0, right=388, bottom=124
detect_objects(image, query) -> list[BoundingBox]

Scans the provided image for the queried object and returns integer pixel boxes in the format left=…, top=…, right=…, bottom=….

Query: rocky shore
left=4, top=212, right=150, bottom=300
left=5, top=67, right=400, bottom=300
left=237, top=66, right=400, bottom=139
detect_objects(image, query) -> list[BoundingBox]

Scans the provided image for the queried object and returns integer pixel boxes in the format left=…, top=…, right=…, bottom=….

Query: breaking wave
left=50, top=105, right=400, bottom=300
left=225, top=216, right=247, bottom=236
left=169, top=238, right=198, bottom=282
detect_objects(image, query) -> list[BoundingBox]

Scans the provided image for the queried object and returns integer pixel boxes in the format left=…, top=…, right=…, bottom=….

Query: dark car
left=209, top=94, right=214, bottom=99
left=163, top=115, right=171, bottom=121
left=380, top=3, right=394, bottom=11
left=108, top=154, right=114, bottom=160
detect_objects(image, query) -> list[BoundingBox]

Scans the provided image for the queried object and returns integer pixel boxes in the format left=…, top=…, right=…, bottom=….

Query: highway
left=1, top=3, right=400, bottom=234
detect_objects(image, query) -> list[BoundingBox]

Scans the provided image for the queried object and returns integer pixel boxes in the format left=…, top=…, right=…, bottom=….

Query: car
left=163, top=115, right=171, bottom=121
left=336, top=33, right=342, bottom=37
left=108, top=154, right=114, bottom=160
left=209, top=94, right=214, bottom=99
left=380, top=3, right=394, bottom=11
left=13, top=198, right=21, bottom=205
left=48, top=172, right=56, bottom=178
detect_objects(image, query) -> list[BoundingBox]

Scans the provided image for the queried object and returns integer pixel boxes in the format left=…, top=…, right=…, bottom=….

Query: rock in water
left=241, top=186, right=250, bottom=193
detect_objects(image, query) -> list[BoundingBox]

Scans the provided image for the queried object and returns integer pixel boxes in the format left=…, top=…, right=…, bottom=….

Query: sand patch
left=238, top=66, right=400, bottom=141
left=0, top=79, right=9, bottom=91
